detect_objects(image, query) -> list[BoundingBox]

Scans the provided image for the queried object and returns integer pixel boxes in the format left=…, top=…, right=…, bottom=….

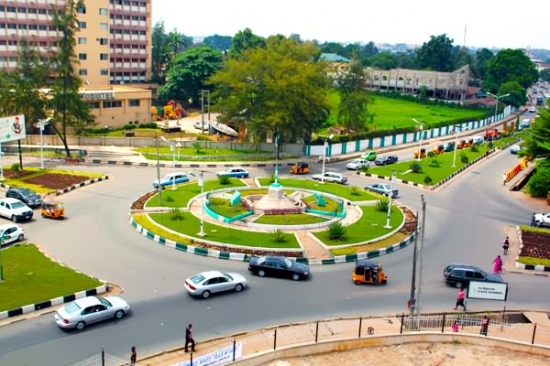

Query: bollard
left=531, top=324, right=537, bottom=345
left=273, top=329, right=277, bottom=350
left=441, top=314, right=446, bottom=333
left=232, top=339, right=236, bottom=361
left=315, top=321, right=319, bottom=343
left=358, top=317, right=362, bottom=338
left=400, top=314, right=404, bottom=334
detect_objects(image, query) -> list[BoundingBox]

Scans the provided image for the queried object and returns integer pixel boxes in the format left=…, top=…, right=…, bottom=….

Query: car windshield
left=282, top=257, right=293, bottom=268
left=223, top=273, right=233, bottom=281
left=98, top=297, right=112, bottom=307
left=65, top=301, right=82, bottom=314
left=18, top=189, right=33, bottom=197
left=11, top=202, right=26, bottom=209
left=190, top=273, right=206, bottom=284
left=351, top=160, right=360, bottom=164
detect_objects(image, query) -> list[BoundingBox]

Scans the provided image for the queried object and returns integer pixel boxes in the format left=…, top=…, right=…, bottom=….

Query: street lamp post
left=160, top=136, right=177, bottom=190
left=413, top=118, right=423, bottom=161
left=384, top=171, right=396, bottom=229
left=36, top=118, right=52, bottom=170
left=320, top=134, right=334, bottom=183
left=189, top=170, right=207, bottom=237
left=487, top=92, right=510, bottom=125
left=176, top=142, right=181, bottom=160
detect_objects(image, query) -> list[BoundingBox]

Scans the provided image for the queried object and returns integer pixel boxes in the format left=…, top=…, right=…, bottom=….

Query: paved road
left=0, top=141, right=548, bottom=365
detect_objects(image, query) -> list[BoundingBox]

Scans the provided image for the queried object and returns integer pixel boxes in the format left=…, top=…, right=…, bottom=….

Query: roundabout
left=129, top=176, right=417, bottom=263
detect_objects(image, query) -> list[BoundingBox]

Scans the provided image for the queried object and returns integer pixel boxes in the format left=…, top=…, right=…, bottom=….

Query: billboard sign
left=0, top=114, right=26, bottom=143
left=467, top=281, right=508, bottom=301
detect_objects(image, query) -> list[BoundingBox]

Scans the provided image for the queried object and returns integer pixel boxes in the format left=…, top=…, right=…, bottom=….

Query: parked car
left=184, top=271, right=248, bottom=299
left=0, top=223, right=25, bottom=246
left=346, top=159, right=370, bottom=170
left=443, top=264, right=503, bottom=288
left=510, top=145, right=521, bottom=154
left=364, top=183, right=398, bottom=198
left=248, top=255, right=309, bottom=281
left=360, top=150, right=377, bottom=161
left=54, top=296, right=131, bottom=330
left=533, top=212, right=550, bottom=228
left=216, top=168, right=249, bottom=178
left=0, top=198, right=33, bottom=222
left=374, top=155, right=398, bottom=166
left=193, top=120, right=209, bottom=131
left=5, top=187, right=43, bottom=208
left=312, top=172, right=348, bottom=184
left=152, top=172, right=190, bottom=188
left=471, top=136, right=484, bottom=145
left=529, top=106, right=537, bottom=113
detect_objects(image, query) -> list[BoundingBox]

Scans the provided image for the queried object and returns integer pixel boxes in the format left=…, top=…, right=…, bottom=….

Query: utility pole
left=409, top=211, right=419, bottom=315
left=416, top=195, right=427, bottom=322
left=156, top=136, right=162, bottom=204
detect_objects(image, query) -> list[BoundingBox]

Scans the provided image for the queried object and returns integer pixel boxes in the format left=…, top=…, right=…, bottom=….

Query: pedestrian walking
left=531, top=213, right=537, bottom=227
left=502, top=236, right=510, bottom=255
left=454, top=287, right=466, bottom=311
left=130, top=346, right=137, bottom=366
left=185, top=323, right=196, bottom=353
left=502, top=173, right=507, bottom=186
left=451, top=319, right=460, bottom=333
left=480, top=315, right=489, bottom=336
left=493, top=255, right=503, bottom=274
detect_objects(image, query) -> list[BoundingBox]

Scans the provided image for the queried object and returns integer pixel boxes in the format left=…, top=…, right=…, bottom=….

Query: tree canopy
left=415, top=34, right=455, bottom=72
left=209, top=36, right=330, bottom=144
left=229, top=28, right=266, bottom=59
left=484, top=49, right=539, bottom=93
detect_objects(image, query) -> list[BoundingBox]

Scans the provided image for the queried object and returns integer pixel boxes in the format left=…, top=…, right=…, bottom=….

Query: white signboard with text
left=468, top=281, right=508, bottom=301
left=173, top=342, right=243, bottom=366
left=0, top=114, right=26, bottom=143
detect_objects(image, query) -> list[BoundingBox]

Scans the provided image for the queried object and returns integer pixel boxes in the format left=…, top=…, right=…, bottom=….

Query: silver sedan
left=54, top=296, right=130, bottom=331
left=184, top=271, right=248, bottom=299
left=364, top=183, right=399, bottom=198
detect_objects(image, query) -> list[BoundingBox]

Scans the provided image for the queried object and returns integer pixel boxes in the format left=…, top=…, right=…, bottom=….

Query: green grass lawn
left=254, top=213, right=328, bottom=225
left=145, top=179, right=247, bottom=208
left=517, top=256, right=550, bottom=267
left=325, top=93, right=488, bottom=130
left=0, top=244, right=102, bottom=312
left=314, top=205, right=404, bottom=246
left=367, top=145, right=491, bottom=185
left=208, top=197, right=250, bottom=217
left=257, top=178, right=378, bottom=201
left=303, top=195, right=343, bottom=213
left=148, top=212, right=300, bottom=248
left=134, top=146, right=278, bottom=162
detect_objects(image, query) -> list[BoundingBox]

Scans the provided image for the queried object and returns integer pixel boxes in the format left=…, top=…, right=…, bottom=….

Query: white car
left=0, top=198, right=33, bottom=222
left=0, top=223, right=25, bottom=245
left=346, top=159, right=370, bottom=170
left=471, top=136, right=484, bottom=145
left=216, top=168, right=249, bottom=178
left=533, top=213, right=550, bottom=228
left=193, top=120, right=209, bottom=131
left=152, top=172, right=190, bottom=188
left=312, top=172, right=348, bottom=184
left=54, top=295, right=131, bottom=330
left=529, top=106, right=537, bottom=113
left=184, top=271, right=248, bottom=299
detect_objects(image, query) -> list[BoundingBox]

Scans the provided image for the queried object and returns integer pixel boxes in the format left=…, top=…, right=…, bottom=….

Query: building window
left=77, top=6, right=86, bottom=14
left=99, top=8, right=108, bottom=15
left=100, top=53, right=108, bottom=60
left=99, top=23, right=108, bottom=30
left=129, top=99, right=140, bottom=107
left=6, top=6, right=15, bottom=13
left=103, top=101, right=122, bottom=108
left=79, top=69, right=88, bottom=76
left=99, top=38, right=108, bottom=45
left=78, top=53, right=87, bottom=60
left=78, top=38, right=87, bottom=45
left=78, top=22, right=86, bottom=29
left=89, top=102, right=100, bottom=109
left=100, top=69, right=109, bottom=75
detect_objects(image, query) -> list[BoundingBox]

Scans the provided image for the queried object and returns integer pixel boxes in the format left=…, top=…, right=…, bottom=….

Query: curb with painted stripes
left=130, top=216, right=416, bottom=265
left=514, top=225, right=550, bottom=273
left=0, top=244, right=109, bottom=321
left=87, top=160, right=299, bottom=168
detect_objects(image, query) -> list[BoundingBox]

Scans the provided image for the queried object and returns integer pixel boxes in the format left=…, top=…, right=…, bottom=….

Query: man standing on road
left=502, top=172, right=507, bottom=186
left=185, top=324, right=196, bottom=353
left=454, top=288, right=466, bottom=311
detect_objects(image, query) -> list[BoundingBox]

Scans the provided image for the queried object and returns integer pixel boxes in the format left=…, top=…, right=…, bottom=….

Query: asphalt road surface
left=0, top=142, right=548, bottom=365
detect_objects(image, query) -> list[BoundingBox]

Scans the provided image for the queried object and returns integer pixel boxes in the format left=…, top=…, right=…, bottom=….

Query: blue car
left=152, top=172, right=190, bottom=188
left=216, top=168, right=249, bottom=178
left=510, top=145, right=520, bottom=154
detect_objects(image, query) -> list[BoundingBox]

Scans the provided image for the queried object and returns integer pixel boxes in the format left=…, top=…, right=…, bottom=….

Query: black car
left=443, top=264, right=503, bottom=288
left=374, top=155, right=398, bottom=166
left=5, top=187, right=43, bottom=208
left=248, top=255, right=309, bottom=281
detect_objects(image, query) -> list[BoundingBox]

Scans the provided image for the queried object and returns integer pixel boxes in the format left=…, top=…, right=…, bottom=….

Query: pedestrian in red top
left=454, top=288, right=466, bottom=311
left=502, top=236, right=510, bottom=255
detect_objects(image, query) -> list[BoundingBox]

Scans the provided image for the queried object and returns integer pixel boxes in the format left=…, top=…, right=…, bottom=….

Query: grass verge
left=314, top=206, right=404, bottom=246
left=257, top=178, right=378, bottom=201
left=147, top=212, right=300, bottom=248
left=208, top=197, right=250, bottom=217
left=517, top=256, right=550, bottom=267
left=0, top=244, right=102, bottom=312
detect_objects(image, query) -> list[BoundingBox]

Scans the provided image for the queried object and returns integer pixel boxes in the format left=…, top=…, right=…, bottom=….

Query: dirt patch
left=131, top=190, right=157, bottom=210
left=399, top=206, right=417, bottom=236
left=519, top=229, right=550, bottom=259
left=22, top=173, right=91, bottom=190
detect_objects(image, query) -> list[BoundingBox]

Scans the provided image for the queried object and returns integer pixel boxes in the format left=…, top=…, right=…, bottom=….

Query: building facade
left=0, top=0, right=152, bottom=126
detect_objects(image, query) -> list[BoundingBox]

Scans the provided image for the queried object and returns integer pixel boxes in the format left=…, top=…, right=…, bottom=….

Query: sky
left=153, top=0, right=550, bottom=50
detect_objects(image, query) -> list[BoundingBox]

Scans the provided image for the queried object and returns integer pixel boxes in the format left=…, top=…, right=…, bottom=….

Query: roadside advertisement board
left=0, top=114, right=26, bottom=143
left=467, top=281, right=508, bottom=301
left=173, top=342, right=242, bottom=366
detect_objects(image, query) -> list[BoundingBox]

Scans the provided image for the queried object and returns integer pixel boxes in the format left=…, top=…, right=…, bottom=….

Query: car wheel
left=11, top=215, right=17, bottom=223
left=235, top=284, right=243, bottom=292
left=455, top=281, right=463, bottom=289
left=17, top=234, right=24, bottom=241
left=201, top=290, right=211, bottom=299
left=114, top=310, right=125, bottom=319
left=258, top=270, right=266, bottom=277
left=292, top=273, right=300, bottom=281
left=76, top=321, right=86, bottom=330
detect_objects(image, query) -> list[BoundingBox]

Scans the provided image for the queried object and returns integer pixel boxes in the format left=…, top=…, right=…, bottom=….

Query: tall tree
left=229, top=28, right=266, bottom=59
left=540, top=68, right=550, bottom=82
left=151, top=21, right=170, bottom=83
left=497, top=81, right=527, bottom=108
left=524, top=102, right=550, bottom=197
left=49, top=0, right=94, bottom=156
left=415, top=34, right=455, bottom=72
left=337, top=52, right=370, bottom=133
left=210, top=36, right=330, bottom=144
left=166, top=30, right=193, bottom=59
left=484, top=49, right=539, bottom=93
left=202, top=34, right=232, bottom=51
left=474, top=48, right=494, bottom=83
left=369, top=51, right=398, bottom=70
left=158, top=46, right=223, bottom=106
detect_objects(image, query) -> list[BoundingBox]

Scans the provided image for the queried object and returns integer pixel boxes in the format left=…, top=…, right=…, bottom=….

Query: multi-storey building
left=0, top=0, right=153, bottom=126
